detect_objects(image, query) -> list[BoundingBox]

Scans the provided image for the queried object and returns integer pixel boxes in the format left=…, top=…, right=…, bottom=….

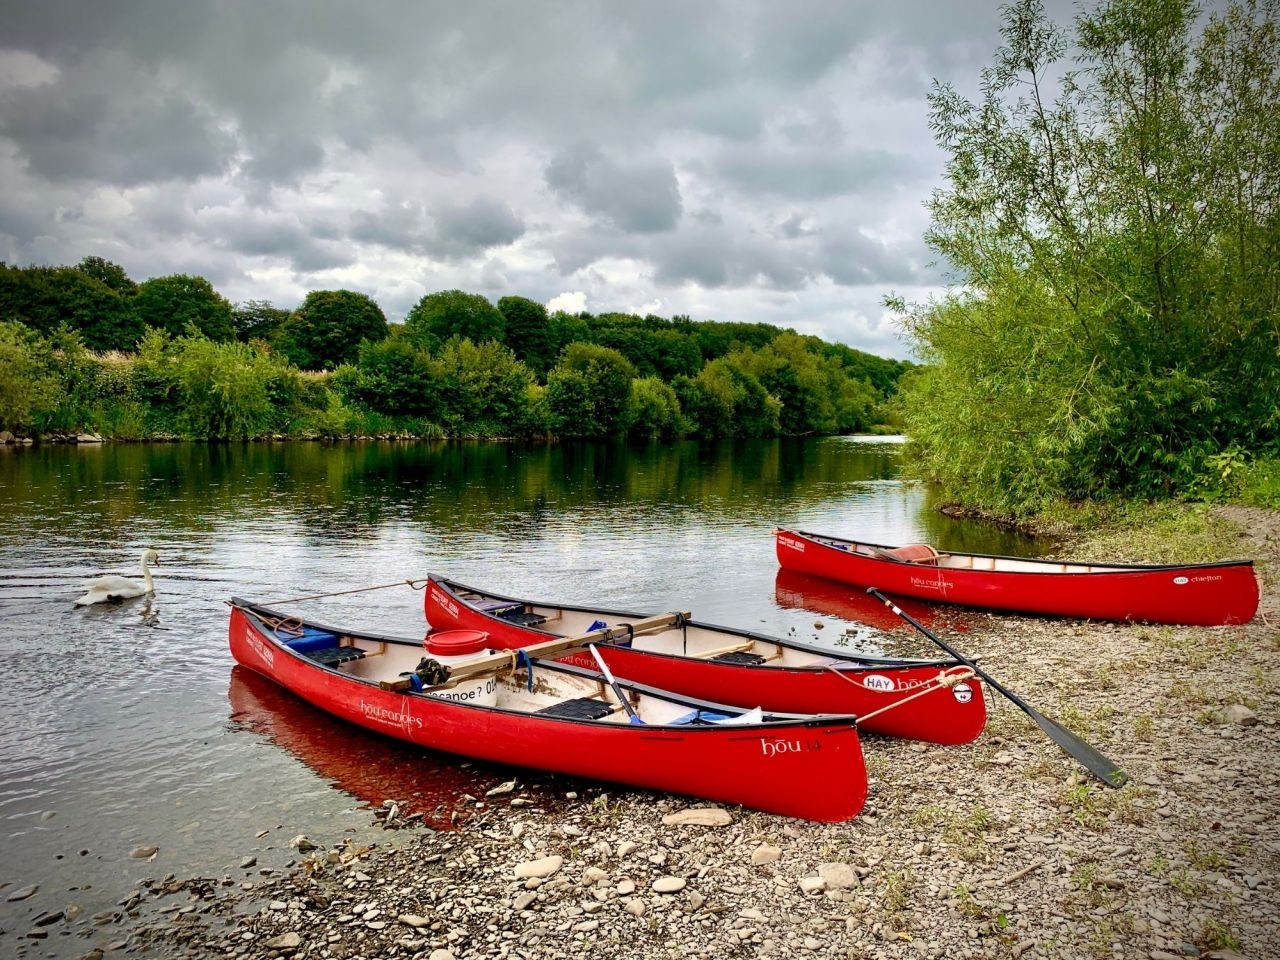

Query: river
left=0, top=436, right=1037, bottom=955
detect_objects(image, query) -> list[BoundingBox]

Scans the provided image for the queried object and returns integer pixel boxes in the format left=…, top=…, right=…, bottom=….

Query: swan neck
left=142, top=558, right=155, bottom=591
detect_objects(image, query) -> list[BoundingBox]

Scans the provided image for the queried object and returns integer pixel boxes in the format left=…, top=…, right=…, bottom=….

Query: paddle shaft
left=588, top=643, right=642, bottom=723
left=381, top=610, right=689, bottom=692
left=866, top=588, right=1128, bottom=788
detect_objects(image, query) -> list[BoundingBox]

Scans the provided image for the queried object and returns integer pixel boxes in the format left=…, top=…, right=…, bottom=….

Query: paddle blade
left=1028, top=711, right=1129, bottom=788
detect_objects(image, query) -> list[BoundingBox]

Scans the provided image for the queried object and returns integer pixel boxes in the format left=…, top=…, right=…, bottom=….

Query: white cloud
left=547, top=291, right=586, bottom=314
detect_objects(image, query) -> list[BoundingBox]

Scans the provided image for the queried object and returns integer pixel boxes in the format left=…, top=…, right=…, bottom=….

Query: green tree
left=497, top=295, right=555, bottom=377
left=900, top=0, right=1280, bottom=510
left=349, top=338, right=438, bottom=416
left=435, top=338, right=541, bottom=436
left=170, top=337, right=278, bottom=439
left=404, top=290, right=504, bottom=350
left=0, top=321, right=56, bottom=432
left=626, top=376, right=684, bottom=439
left=0, top=264, right=144, bottom=350
left=135, top=274, right=235, bottom=342
left=233, top=299, right=292, bottom=343
left=545, top=342, right=636, bottom=437
left=76, top=256, right=137, bottom=296
left=282, top=289, right=389, bottom=370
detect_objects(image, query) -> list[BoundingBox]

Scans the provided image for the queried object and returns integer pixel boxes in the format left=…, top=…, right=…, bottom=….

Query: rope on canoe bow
left=254, top=578, right=432, bottom=605
left=834, top=665, right=978, bottom=726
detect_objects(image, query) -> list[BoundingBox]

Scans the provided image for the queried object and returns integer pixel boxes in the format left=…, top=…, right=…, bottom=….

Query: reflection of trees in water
left=1, top=439, right=1037, bottom=554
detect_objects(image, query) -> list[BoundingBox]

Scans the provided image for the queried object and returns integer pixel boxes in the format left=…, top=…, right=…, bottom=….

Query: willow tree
left=899, top=0, right=1280, bottom=509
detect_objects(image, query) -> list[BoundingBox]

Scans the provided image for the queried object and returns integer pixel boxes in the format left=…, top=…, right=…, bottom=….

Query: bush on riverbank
left=897, top=0, right=1280, bottom=516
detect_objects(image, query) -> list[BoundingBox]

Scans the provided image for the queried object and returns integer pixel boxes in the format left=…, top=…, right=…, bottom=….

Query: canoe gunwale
left=232, top=598, right=859, bottom=732
left=427, top=574, right=958, bottom=672
left=789, top=529, right=1255, bottom=575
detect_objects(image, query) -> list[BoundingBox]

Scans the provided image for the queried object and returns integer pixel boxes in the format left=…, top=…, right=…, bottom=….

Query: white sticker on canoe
left=1173, top=576, right=1189, bottom=585
left=862, top=674, right=896, bottom=692
left=779, top=535, right=805, bottom=552
left=432, top=588, right=459, bottom=618
left=952, top=682, right=974, bottom=704
left=247, top=632, right=275, bottom=668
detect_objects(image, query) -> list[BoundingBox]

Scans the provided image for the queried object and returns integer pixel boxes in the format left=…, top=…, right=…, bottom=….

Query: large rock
left=129, top=846, right=158, bottom=859
left=514, top=855, right=563, bottom=879
left=76, top=434, right=104, bottom=443
left=6, top=884, right=37, bottom=902
left=661, top=807, right=733, bottom=827
left=751, top=844, right=781, bottom=865
left=817, top=862, right=859, bottom=890
left=1224, top=704, right=1258, bottom=727
left=263, top=932, right=301, bottom=949
left=0, top=430, right=14, bottom=444
left=398, top=914, right=430, bottom=927
left=652, top=876, right=687, bottom=893
left=798, top=877, right=827, bottom=894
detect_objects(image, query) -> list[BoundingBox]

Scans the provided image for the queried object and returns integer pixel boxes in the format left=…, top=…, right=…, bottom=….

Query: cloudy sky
left=0, top=1, right=1077, bottom=357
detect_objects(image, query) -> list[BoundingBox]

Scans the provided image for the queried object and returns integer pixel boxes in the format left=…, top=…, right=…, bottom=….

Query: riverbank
left=34, top=506, right=1279, bottom=960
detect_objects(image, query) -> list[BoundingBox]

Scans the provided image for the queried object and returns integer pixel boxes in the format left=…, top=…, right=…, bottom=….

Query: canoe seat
left=496, top=610, right=548, bottom=627
left=302, top=646, right=367, bottom=667
left=712, top=651, right=768, bottom=666
left=476, top=599, right=523, bottom=615
left=536, top=697, right=617, bottom=721
left=875, top=544, right=941, bottom=565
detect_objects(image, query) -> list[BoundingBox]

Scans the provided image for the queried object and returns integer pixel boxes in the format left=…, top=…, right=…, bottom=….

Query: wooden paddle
left=378, top=611, right=689, bottom=692
left=867, top=587, right=1129, bottom=788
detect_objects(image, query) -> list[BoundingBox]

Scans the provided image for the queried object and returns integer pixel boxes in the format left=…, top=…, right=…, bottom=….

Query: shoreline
left=20, top=506, right=1279, bottom=960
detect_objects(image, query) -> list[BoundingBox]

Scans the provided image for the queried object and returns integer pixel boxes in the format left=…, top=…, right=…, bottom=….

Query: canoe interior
left=803, top=532, right=1250, bottom=575
left=440, top=582, right=873, bottom=671
left=246, top=609, right=823, bottom=729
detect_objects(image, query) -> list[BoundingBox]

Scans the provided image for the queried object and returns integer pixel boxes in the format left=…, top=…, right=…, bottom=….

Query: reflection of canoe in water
left=774, top=567, right=940, bottom=632
left=229, top=598, right=869, bottom=821
left=776, top=529, right=1260, bottom=626
left=227, top=666, right=518, bottom=825
left=424, top=575, right=987, bottom=746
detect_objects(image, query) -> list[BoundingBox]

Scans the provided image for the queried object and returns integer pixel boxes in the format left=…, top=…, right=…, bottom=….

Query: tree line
left=0, top=259, right=909, bottom=441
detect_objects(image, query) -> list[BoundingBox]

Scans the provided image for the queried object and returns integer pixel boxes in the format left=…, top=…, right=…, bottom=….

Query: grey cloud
left=715, top=146, right=920, bottom=201
left=546, top=144, right=682, bottom=233
left=433, top=197, right=525, bottom=257
left=0, top=54, right=235, bottom=186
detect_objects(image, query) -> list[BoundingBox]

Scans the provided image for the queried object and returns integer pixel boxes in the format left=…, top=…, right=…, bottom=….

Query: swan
left=75, top=549, right=160, bottom=605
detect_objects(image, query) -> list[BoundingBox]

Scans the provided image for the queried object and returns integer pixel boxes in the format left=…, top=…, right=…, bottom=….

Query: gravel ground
left=54, top=509, right=1280, bottom=960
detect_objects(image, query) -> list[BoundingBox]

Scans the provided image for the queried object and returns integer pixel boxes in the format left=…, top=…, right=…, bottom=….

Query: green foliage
left=626, top=376, right=684, bottom=439
left=0, top=321, right=57, bottom=432
left=135, top=274, right=235, bottom=342
left=546, top=342, right=636, bottom=437
left=348, top=338, right=438, bottom=416
left=76, top=256, right=137, bottom=295
left=169, top=337, right=279, bottom=439
left=404, top=290, right=504, bottom=350
left=0, top=263, right=144, bottom=350
left=497, top=296, right=555, bottom=377
left=233, top=299, right=292, bottom=343
left=281, top=289, right=388, bottom=370
left=434, top=338, right=541, bottom=437
left=902, top=0, right=1280, bottom=512
left=681, top=356, right=781, bottom=438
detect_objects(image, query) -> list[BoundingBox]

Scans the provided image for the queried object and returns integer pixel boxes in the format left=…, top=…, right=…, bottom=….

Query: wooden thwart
left=378, top=611, right=690, bottom=693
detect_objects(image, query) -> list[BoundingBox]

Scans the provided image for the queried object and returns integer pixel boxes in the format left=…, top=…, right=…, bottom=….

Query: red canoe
left=424, top=575, right=988, bottom=745
left=229, top=598, right=868, bottom=821
left=776, top=529, right=1259, bottom=626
